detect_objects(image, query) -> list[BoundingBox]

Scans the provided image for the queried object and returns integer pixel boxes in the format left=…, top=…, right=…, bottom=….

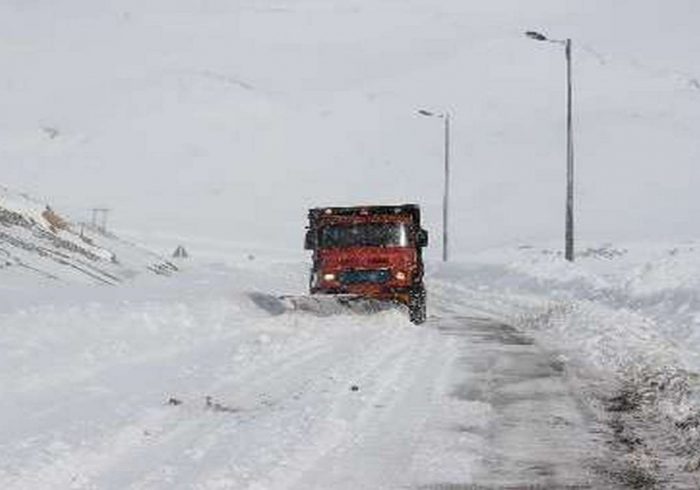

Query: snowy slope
left=1, top=0, right=699, bottom=255
left=0, top=185, right=177, bottom=286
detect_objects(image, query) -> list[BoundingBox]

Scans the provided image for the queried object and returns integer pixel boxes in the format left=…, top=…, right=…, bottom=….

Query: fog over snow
left=2, top=0, right=699, bottom=258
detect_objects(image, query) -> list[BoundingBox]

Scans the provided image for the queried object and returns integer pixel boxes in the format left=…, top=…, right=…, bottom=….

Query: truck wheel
left=408, top=287, right=427, bottom=324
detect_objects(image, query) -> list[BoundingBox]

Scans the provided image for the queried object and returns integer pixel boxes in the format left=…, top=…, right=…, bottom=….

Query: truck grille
left=339, top=269, right=391, bottom=285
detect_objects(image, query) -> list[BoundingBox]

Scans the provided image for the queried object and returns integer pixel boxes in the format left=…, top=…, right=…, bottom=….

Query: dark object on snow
left=172, top=245, right=189, bottom=259
left=205, top=395, right=239, bottom=413
left=41, top=126, right=60, bottom=139
left=247, top=292, right=288, bottom=316
left=525, top=31, right=548, bottom=41
left=350, top=385, right=359, bottom=392
left=167, top=397, right=183, bottom=406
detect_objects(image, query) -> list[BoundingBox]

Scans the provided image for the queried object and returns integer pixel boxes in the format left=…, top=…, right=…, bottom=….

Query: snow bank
left=433, top=242, right=700, bottom=483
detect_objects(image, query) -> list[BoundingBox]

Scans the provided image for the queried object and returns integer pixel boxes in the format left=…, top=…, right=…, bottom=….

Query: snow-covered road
left=436, top=316, right=605, bottom=488
left=1, top=263, right=635, bottom=489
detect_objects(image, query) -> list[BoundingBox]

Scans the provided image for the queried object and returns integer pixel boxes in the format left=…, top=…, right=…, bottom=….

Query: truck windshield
left=319, top=223, right=410, bottom=248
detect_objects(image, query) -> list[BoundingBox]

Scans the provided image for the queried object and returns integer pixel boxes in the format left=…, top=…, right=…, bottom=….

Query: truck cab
left=304, top=204, right=428, bottom=323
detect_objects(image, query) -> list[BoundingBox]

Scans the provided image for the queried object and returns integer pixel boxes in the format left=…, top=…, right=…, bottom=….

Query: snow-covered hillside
left=2, top=0, right=698, bottom=254
left=0, top=185, right=177, bottom=287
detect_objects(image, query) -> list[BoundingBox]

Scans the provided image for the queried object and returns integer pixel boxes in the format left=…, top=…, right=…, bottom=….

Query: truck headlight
left=323, top=273, right=336, bottom=282
left=395, top=271, right=406, bottom=281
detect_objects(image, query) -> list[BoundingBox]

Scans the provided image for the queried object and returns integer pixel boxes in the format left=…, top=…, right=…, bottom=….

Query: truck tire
left=408, top=286, right=427, bottom=324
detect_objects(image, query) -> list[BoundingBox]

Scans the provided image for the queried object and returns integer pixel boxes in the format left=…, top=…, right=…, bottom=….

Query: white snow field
left=3, top=243, right=700, bottom=488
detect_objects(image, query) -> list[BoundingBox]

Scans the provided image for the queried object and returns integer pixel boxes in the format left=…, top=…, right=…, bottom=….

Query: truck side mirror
left=304, top=230, right=316, bottom=250
left=416, top=229, right=428, bottom=248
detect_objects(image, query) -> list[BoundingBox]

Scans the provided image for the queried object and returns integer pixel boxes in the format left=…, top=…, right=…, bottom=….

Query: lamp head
left=525, top=31, right=548, bottom=41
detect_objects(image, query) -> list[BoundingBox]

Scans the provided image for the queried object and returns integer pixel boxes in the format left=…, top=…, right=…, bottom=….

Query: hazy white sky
left=1, top=0, right=699, bottom=258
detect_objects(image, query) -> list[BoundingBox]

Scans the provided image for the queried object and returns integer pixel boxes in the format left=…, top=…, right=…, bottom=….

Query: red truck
left=304, top=204, right=429, bottom=324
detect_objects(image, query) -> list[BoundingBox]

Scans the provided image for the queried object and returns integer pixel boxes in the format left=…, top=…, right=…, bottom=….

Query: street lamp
left=418, top=109, right=450, bottom=262
left=526, top=30, right=575, bottom=262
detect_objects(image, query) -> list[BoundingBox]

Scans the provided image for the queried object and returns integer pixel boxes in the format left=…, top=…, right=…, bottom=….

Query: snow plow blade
left=281, top=294, right=399, bottom=316
left=248, top=292, right=400, bottom=317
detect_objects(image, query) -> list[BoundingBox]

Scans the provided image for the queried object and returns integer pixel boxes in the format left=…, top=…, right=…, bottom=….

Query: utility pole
left=443, top=113, right=450, bottom=262
left=90, top=208, right=110, bottom=233
left=526, top=31, right=575, bottom=262
left=564, top=38, right=574, bottom=262
left=418, top=109, right=451, bottom=262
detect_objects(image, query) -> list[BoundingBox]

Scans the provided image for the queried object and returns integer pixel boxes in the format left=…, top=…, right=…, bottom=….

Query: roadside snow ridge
left=0, top=185, right=176, bottom=285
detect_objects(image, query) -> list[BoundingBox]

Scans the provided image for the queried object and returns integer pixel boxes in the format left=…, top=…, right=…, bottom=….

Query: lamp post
left=418, top=109, right=450, bottom=262
left=526, top=30, right=575, bottom=262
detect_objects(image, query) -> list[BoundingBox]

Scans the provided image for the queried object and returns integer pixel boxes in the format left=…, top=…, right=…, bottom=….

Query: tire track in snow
left=10, top=313, right=413, bottom=490
left=180, top=317, right=422, bottom=490
left=285, top=320, right=457, bottom=490
left=2, top=313, right=356, bottom=490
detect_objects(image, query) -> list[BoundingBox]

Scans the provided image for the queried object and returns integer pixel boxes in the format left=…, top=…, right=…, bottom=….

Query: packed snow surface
left=2, top=264, right=478, bottom=490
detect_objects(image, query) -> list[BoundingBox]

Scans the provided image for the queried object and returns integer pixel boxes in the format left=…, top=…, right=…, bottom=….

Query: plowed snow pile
left=432, top=243, right=700, bottom=486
